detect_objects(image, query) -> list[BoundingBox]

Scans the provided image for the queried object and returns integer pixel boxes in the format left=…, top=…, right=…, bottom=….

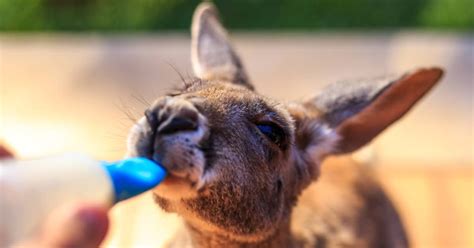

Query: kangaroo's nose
left=157, top=106, right=199, bottom=135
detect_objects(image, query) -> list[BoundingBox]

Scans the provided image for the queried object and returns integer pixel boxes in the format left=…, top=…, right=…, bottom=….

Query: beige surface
left=100, top=165, right=473, bottom=248
left=0, top=33, right=472, bottom=164
left=0, top=33, right=472, bottom=247
left=377, top=165, right=473, bottom=248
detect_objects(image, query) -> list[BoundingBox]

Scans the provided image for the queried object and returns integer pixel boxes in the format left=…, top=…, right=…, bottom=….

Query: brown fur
left=126, top=3, right=443, bottom=248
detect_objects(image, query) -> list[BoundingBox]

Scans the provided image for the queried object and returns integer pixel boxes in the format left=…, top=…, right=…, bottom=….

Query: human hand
left=16, top=204, right=109, bottom=248
left=0, top=145, right=110, bottom=248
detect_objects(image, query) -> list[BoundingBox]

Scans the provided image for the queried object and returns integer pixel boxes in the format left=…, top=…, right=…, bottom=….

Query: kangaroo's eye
left=256, top=123, right=286, bottom=147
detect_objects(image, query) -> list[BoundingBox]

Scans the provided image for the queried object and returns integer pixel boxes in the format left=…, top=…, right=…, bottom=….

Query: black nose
left=157, top=107, right=199, bottom=135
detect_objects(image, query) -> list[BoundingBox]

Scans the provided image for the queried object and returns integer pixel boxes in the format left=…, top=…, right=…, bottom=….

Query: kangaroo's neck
left=184, top=219, right=300, bottom=248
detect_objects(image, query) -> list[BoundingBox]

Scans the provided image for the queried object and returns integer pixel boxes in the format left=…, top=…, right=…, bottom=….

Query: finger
left=41, top=205, right=109, bottom=248
left=0, top=144, right=14, bottom=158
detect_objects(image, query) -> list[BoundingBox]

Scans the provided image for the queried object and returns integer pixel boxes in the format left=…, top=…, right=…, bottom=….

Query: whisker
left=113, top=98, right=139, bottom=124
left=131, top=93, right=151, bottom=107
left=165, top=61, right=187, bottom=87
left=115, top=120, right=132, bottom=129
left=103, top=132, right=127, bottom=139
left=185, top=70, right=192, bottom=81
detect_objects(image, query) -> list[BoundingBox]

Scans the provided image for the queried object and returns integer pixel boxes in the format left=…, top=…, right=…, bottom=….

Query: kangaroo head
left=126, top=3, right=443, bottom=244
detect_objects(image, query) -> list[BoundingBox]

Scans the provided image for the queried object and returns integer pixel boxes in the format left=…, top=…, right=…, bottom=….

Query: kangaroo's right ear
left=191, top=2, right=253, bottom=90
left=288, top=67, right=443, bottom=166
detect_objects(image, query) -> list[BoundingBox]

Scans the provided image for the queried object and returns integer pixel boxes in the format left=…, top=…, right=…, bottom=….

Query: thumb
left=41, top=204, right=109, bottom=248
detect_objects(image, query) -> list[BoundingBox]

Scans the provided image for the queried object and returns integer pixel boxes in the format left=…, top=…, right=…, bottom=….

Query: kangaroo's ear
left=290, top=67, right=444, bottom=159
left=191, top=2, right=253, bottom=90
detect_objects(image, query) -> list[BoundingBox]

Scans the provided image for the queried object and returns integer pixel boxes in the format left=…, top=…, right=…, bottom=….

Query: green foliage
left=418, top=0, right=473, bottom=28
left=0, top=0, right=471, bottom=31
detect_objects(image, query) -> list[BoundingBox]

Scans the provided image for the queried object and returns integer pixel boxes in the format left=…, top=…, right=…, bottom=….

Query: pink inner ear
left=335, top=68, right=444, bottom=153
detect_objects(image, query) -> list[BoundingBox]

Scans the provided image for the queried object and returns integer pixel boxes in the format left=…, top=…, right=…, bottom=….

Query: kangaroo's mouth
left=143, top=122, right=216, bottom=200
left=158, top=173, right=207, bottom=194
left=126, top=96, right=213, bottom=200
left=152, top=153, right=201, bottom=187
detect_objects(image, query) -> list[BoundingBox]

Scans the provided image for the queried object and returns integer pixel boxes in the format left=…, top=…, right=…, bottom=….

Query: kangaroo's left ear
left=289, top=67, right=444, bottom=160
left=191, top=2, right=253, bottom=90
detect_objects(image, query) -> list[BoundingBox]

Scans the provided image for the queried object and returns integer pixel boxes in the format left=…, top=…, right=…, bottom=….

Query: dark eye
left=256, top=123, right=286, bottom=148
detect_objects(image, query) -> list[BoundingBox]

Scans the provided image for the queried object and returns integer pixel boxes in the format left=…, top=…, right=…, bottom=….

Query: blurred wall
left=1, top=32, right=472, bottom=166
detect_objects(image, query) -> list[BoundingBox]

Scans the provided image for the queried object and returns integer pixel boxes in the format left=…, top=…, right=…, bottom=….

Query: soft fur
left=126, top=3, right=443, bottom=248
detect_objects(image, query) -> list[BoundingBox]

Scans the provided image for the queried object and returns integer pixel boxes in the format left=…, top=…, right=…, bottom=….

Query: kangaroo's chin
left=153, top=176, right=195, bottom=200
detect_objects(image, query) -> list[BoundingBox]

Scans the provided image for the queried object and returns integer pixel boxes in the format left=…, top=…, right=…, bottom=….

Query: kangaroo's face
left=128, top=80, right=299, bottom=240
left=126, top=3, right=443, bottom=243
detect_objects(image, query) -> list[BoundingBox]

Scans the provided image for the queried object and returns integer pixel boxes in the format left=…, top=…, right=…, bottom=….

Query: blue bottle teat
left=101, top=158, right=167, bottom=203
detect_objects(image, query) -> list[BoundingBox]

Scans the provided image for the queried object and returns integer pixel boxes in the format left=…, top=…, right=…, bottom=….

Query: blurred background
left=0, top=0, right=472, bottom=247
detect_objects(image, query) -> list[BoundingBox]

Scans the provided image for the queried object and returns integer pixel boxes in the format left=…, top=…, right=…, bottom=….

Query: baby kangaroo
left=127, top=3, right=443, bottom=248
